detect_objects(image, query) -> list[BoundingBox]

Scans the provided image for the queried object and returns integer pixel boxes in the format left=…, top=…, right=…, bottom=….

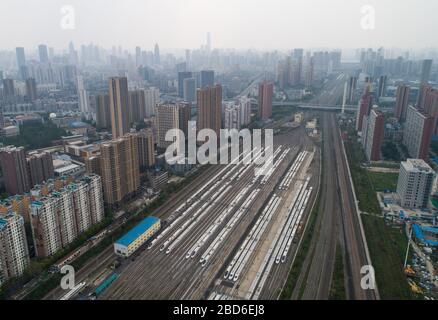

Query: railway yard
left=97, top=127, right=320, bottom=300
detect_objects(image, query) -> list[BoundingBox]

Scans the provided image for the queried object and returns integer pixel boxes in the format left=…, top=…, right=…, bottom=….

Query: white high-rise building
left=224, top=103, right=241, bottom=130
left=397, top=159, right=435, bottom=209
left=77, top=75, right=89, bottom=114
left=0, top=212, right=30, bottom=285
left=144, top=87, right=160, bottom=117
left=29, top=174, right=104, bottom=257
left=239, top=97, right=251, bottom=126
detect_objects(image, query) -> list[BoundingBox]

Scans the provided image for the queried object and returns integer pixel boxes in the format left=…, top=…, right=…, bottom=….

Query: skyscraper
left=377, top=75, right=387, bottom=98
left=109, top=77, right=130, bottom=138
left=200, top=70, right=215, bottom=88
left=355, top=87, right=372, bottom=131
left=403, top=105, right=434, bottom=160
left=183, top=78, right=196, bottom=102
left=77, top=75, right=90, bottom=114
left=0, top=146, right=30, bottom=195
left=417, top=83, right=433, bottom=110
left=197, top=85, right=222, bottom=136
left=155, top=104, right=181, bottom=149
left=258, top=81, right=273, bottom=121
left=224, top=103, right=242, bottom=130
left=15, top=47, right=27, bottom=80
left=394, top=84, right=410, bottom=122
left=137, top=129, right=156, bottom=169
left=15, top=47, right=26, bottom=69
left=38, top=44, right=49, bottom=63
left=98, top=134, right=140, bottom=206
left=0, top=212, right=29, bottom=284
left=361, top=109, right=384, bottom=161
left=129, top=90, right=147, bottom=123
left=26, top=151, right=54, bottom=187
left=29, top=175, right=104, bottom=257
left=154, top=43, right=160, bottom=65
left=96, top=94, right=111, bottom=129
left=25, top=78, right=38, bottom=101
left=135, top=46, right=142, bottom=67
left=178, top=71, right=192, bottom=98
left=144, top=87, right=160, bottom=117
left=2, top=79, right=15, bottom=97
left=420, top=59, right=433, bottom=83
left=178, top=102, right=191, bottom=137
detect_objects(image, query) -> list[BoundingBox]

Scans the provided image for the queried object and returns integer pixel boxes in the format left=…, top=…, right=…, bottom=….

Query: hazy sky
left=1, top=0, right=437, bottom=51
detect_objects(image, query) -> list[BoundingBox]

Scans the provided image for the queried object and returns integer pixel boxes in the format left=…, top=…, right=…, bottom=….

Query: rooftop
left=402, top=159, right=434, bottom=174
left=116, top=216, right=160, bottom=247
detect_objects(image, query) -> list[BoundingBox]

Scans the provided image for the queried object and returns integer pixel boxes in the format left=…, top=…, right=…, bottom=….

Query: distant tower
left=207, top=32, right=211, bottom=52
left=154, top=44, right=160, bottom=65
left=38, top=44, right=49, bottom=63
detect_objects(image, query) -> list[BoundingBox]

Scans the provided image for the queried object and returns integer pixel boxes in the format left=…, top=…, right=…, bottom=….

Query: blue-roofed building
left=114, top=216, right=161, bottom=257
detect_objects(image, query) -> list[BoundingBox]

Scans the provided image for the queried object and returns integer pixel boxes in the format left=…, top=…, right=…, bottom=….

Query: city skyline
left=2, top=0, right=438, bottom=51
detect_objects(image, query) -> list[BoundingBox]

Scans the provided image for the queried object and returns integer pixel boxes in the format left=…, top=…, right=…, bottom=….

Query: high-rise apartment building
left=377, top=75, right=387, bottom=98
left=417, top=83, right=433, bottom=111
left=109, top=77, right=131, bottom=138
left=258, top=81, right=273, bottom=121
left=144, top=87, right=160, bottom=117
left=403, top=105, right=434, bottom=160
left=355, top=88, right=372, bottom=131
left=26, top=151, right=54, bottom=187
left=421, top=88, right=438, bottom=129
left=29, top=175, right=104, bottom=257
left=397, top=159, right=434, bottom=209
left=98, top=134, right=140, bottom=206
left=25, top=78, right=38, bottom=101
left=197, top=85, right=222, bottom=136
left=178, top=71, right=192, bottom=98
left=96, top=94, right=111, bottom=129
left=77, top=75, right=89, bottom=114
left=0, top=212, right=29, bottom=285
left=361, top=109, right=384, bottom=161
left=178, top=102, right=191, bottom=137
left=420, top=59, right=433, bottom=83
left=239, top=96, right=251, bottom=126
left=2, top=79, right=15, bottom=97
left=0, top=146, right=30, bottom=195
left=129, top=90, right=146, bottom=123
left=137, top=129, right=155, bottom=169
left=155, top=104, right=181, bottom=149
left=394, top=84, right=410, bottom=122
left=224, top=103, right=241, bottom=130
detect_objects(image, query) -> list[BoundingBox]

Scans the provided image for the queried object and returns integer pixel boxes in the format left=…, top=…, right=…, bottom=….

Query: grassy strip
left=343, top=129, right=415, bottom=299
left=329, top=243, right=346, bottom=300
left=368, top=172, right=399, bottom=192
left=279, top=189, right=321, bottom=300
left=344, top=140, right=381, bottom=214
left=361, top=215, right=415, bottom=299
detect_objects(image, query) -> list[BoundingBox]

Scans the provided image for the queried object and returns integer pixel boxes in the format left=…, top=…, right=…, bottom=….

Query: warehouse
left=114, top=216, right=161, bottom=257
